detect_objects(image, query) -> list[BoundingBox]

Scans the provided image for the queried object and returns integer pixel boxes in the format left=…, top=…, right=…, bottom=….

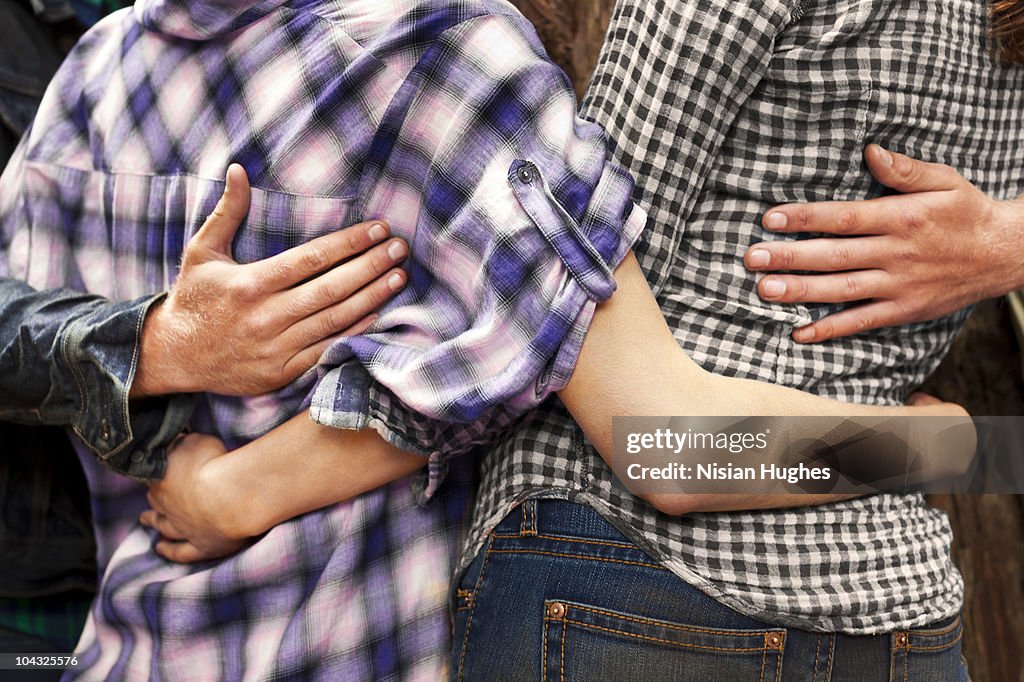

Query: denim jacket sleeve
left=0, top=278, right=195, bottom=479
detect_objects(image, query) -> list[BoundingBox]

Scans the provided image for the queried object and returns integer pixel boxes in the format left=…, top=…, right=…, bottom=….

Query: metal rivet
left=768, top=634, right=782, bottom=648
left=517, top=165, right=535, bottom=184
left=896, top=633, right=908, bottom=647
left=130, top=451, right=145, bottom=463
left=547, top=602, right=566, bottom=618
left=99, top=418, right=111, bottom=442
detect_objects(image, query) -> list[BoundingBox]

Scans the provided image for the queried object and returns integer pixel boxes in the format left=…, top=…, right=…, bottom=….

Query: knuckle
left=370, top=279, right=393, bottom=306
left=320, top=309, right=344, bottom=337
left=301, top=244, right=332, bottom=272
left=792, top=278, right=809, bottom=300
left=209, top=205, right=230, bottom=223
left=315, top=279, right=343, bottom=307
left=244, top=311, right=271, bottom=337
left=834, top=208, right=859, bottom=234
left=892, top=298, right=918, bottom=322
left=936, top=163, right=963, bottom=185
left=894, top=152, right=916, bottom=179
left=774, top=246, right=793, bottom=269
left=792, top=206, right=813, bottom=230
left=843, top=273, right=862, bottom=298
left=897, top=207, right=926, bottom=233
left=827, top=244, right=852, bottom=270
left=267, top=260, right=295, bottom=286
left=345, top=230, right=363, bottom=255
left=892, top=245, right=919, bottom=266
left=229, top=275, right=260, bottom=301
left=369, top=249, right=391, bottom=277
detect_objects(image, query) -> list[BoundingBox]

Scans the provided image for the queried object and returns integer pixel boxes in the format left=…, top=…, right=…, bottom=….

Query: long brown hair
left=992, top=0, right=1024, bottom=63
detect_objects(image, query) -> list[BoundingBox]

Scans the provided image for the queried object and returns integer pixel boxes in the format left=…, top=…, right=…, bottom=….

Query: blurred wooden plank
left=509, top=3, right=1024, bottom=679
left=923, top=299, right=1024, bottom=682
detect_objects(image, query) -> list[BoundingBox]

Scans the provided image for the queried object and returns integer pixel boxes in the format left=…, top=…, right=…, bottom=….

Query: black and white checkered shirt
left=461, top=0, right=1024, bottom=634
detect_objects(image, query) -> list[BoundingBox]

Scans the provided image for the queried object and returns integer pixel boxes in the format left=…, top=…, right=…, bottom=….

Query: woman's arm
left=144, top=251, right=971, bottom=562
left=559, top=252, right=972, bottom=514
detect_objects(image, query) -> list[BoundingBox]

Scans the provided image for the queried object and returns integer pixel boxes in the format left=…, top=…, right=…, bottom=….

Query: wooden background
left=507, top=1, right=1024, bottom=679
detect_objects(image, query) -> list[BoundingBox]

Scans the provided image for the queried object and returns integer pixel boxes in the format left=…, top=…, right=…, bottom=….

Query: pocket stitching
left=491, top=532, right=640, bottom=550
left=910, top=616, right=961, bottom=637
left=909, top=631, right=962, bottom=652
left=568, top=602, right=782, bottom=639
left=563, top=619, right=776, bottom=653
left=456, top=536, right=496, bottom=682
left=488, top=547, right=665, bottom=571
left=542, top=617, right=549, bottom=682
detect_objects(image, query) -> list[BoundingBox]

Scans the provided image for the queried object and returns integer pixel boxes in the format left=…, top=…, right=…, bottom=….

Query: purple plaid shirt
left=0, top=0, right=644, bottom=678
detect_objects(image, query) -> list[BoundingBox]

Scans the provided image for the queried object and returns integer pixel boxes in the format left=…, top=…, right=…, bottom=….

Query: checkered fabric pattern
left=463, top=0, right=1024, bottom=634
left=0, top=0, right=644, bottom=678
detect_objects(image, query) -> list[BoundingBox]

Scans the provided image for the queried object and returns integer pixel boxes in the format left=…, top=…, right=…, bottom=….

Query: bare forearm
left=558, top=253, right=971, bottom=514
left=203, top=412, right=423, bottom=539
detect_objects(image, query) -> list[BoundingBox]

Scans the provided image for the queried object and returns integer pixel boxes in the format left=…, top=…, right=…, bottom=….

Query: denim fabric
left=0, top=279, right=195, bottom=478
left=452, top=499, right=970, bottom=681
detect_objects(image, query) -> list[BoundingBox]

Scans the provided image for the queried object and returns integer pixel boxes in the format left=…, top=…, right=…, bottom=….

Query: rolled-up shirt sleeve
left=309, top=10, right=647, bottom=495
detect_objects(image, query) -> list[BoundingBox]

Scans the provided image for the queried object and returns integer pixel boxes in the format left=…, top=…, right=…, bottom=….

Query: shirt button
left=130, top=451, right=145, bottom=464
left=516, top=164, right=535, bottom=184
left=99, top=418, right=111, bottom=442
left=547, top=602, right=566, bottom=619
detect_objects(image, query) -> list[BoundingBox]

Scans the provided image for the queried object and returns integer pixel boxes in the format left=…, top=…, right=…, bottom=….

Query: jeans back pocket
left=541, top=600, right=785, bottom=682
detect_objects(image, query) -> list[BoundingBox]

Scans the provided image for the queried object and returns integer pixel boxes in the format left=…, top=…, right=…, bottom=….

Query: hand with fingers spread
left=140, top=432, right=248, bottom=563
left=132, top=164, right=409, bottom=397
left=744, top=144, right=1024, bottom=343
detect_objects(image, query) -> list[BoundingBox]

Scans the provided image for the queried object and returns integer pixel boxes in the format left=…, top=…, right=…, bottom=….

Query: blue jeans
left=451, top=499, right=969, bottom=681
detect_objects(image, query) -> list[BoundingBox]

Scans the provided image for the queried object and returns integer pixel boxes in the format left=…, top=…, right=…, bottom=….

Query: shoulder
left=303, top=0, right=545, bottom=81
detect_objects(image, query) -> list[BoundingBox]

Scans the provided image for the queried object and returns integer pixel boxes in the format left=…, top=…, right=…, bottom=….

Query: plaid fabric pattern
left=0, top=0, right=643, bottom=678
left=463, top=0, right=1024, bottom=635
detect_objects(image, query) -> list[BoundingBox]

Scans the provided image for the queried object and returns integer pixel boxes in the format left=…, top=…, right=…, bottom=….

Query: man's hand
left=743, top=144, right=1024, bottom=343
left=132, top=164, right=409, bottom=396
left=140, top=433, right=248, bottom=563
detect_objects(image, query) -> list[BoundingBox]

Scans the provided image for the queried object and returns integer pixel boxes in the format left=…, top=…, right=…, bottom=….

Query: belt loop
left=520, top=499, right=538, bottom=536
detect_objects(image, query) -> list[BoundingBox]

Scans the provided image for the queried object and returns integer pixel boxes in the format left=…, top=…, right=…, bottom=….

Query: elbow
left=640, top=492, right=697, bottom=516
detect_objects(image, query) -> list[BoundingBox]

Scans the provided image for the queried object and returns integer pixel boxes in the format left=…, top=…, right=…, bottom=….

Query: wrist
left=200, top=452, right=274, bottom=540
left=1009, top=196, right=1024, bottom=291
left=131, top=297, right=194, bottom=397
left=990, top=196, right=1024, bottom=295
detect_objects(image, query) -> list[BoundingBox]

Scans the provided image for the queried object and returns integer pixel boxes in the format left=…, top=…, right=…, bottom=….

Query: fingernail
left=793, top=327, right=814, bottom=343
left=225, top=165, right=234, bottom=191
left=763, top=212, right=788, bottom=230
left=747, top=249, right=771, bottom=268
left=387, top=240, right=407, bottom=260
left=876, top=146, right=893, bottom=167
left=387, top=272, right=404, bottom=291
left=368, top=223, right=387, bottom=241
left=762, top=279, right=786, bottom=298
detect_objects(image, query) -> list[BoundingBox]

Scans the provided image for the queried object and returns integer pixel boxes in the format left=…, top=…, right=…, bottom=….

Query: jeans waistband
left=498, top=498, right=640, bottom=546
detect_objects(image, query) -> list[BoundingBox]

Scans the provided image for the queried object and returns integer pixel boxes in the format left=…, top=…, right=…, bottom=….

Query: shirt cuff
left=58, top=293, right=196, bottom=480
left=509, top=156, right=649, bottom=394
